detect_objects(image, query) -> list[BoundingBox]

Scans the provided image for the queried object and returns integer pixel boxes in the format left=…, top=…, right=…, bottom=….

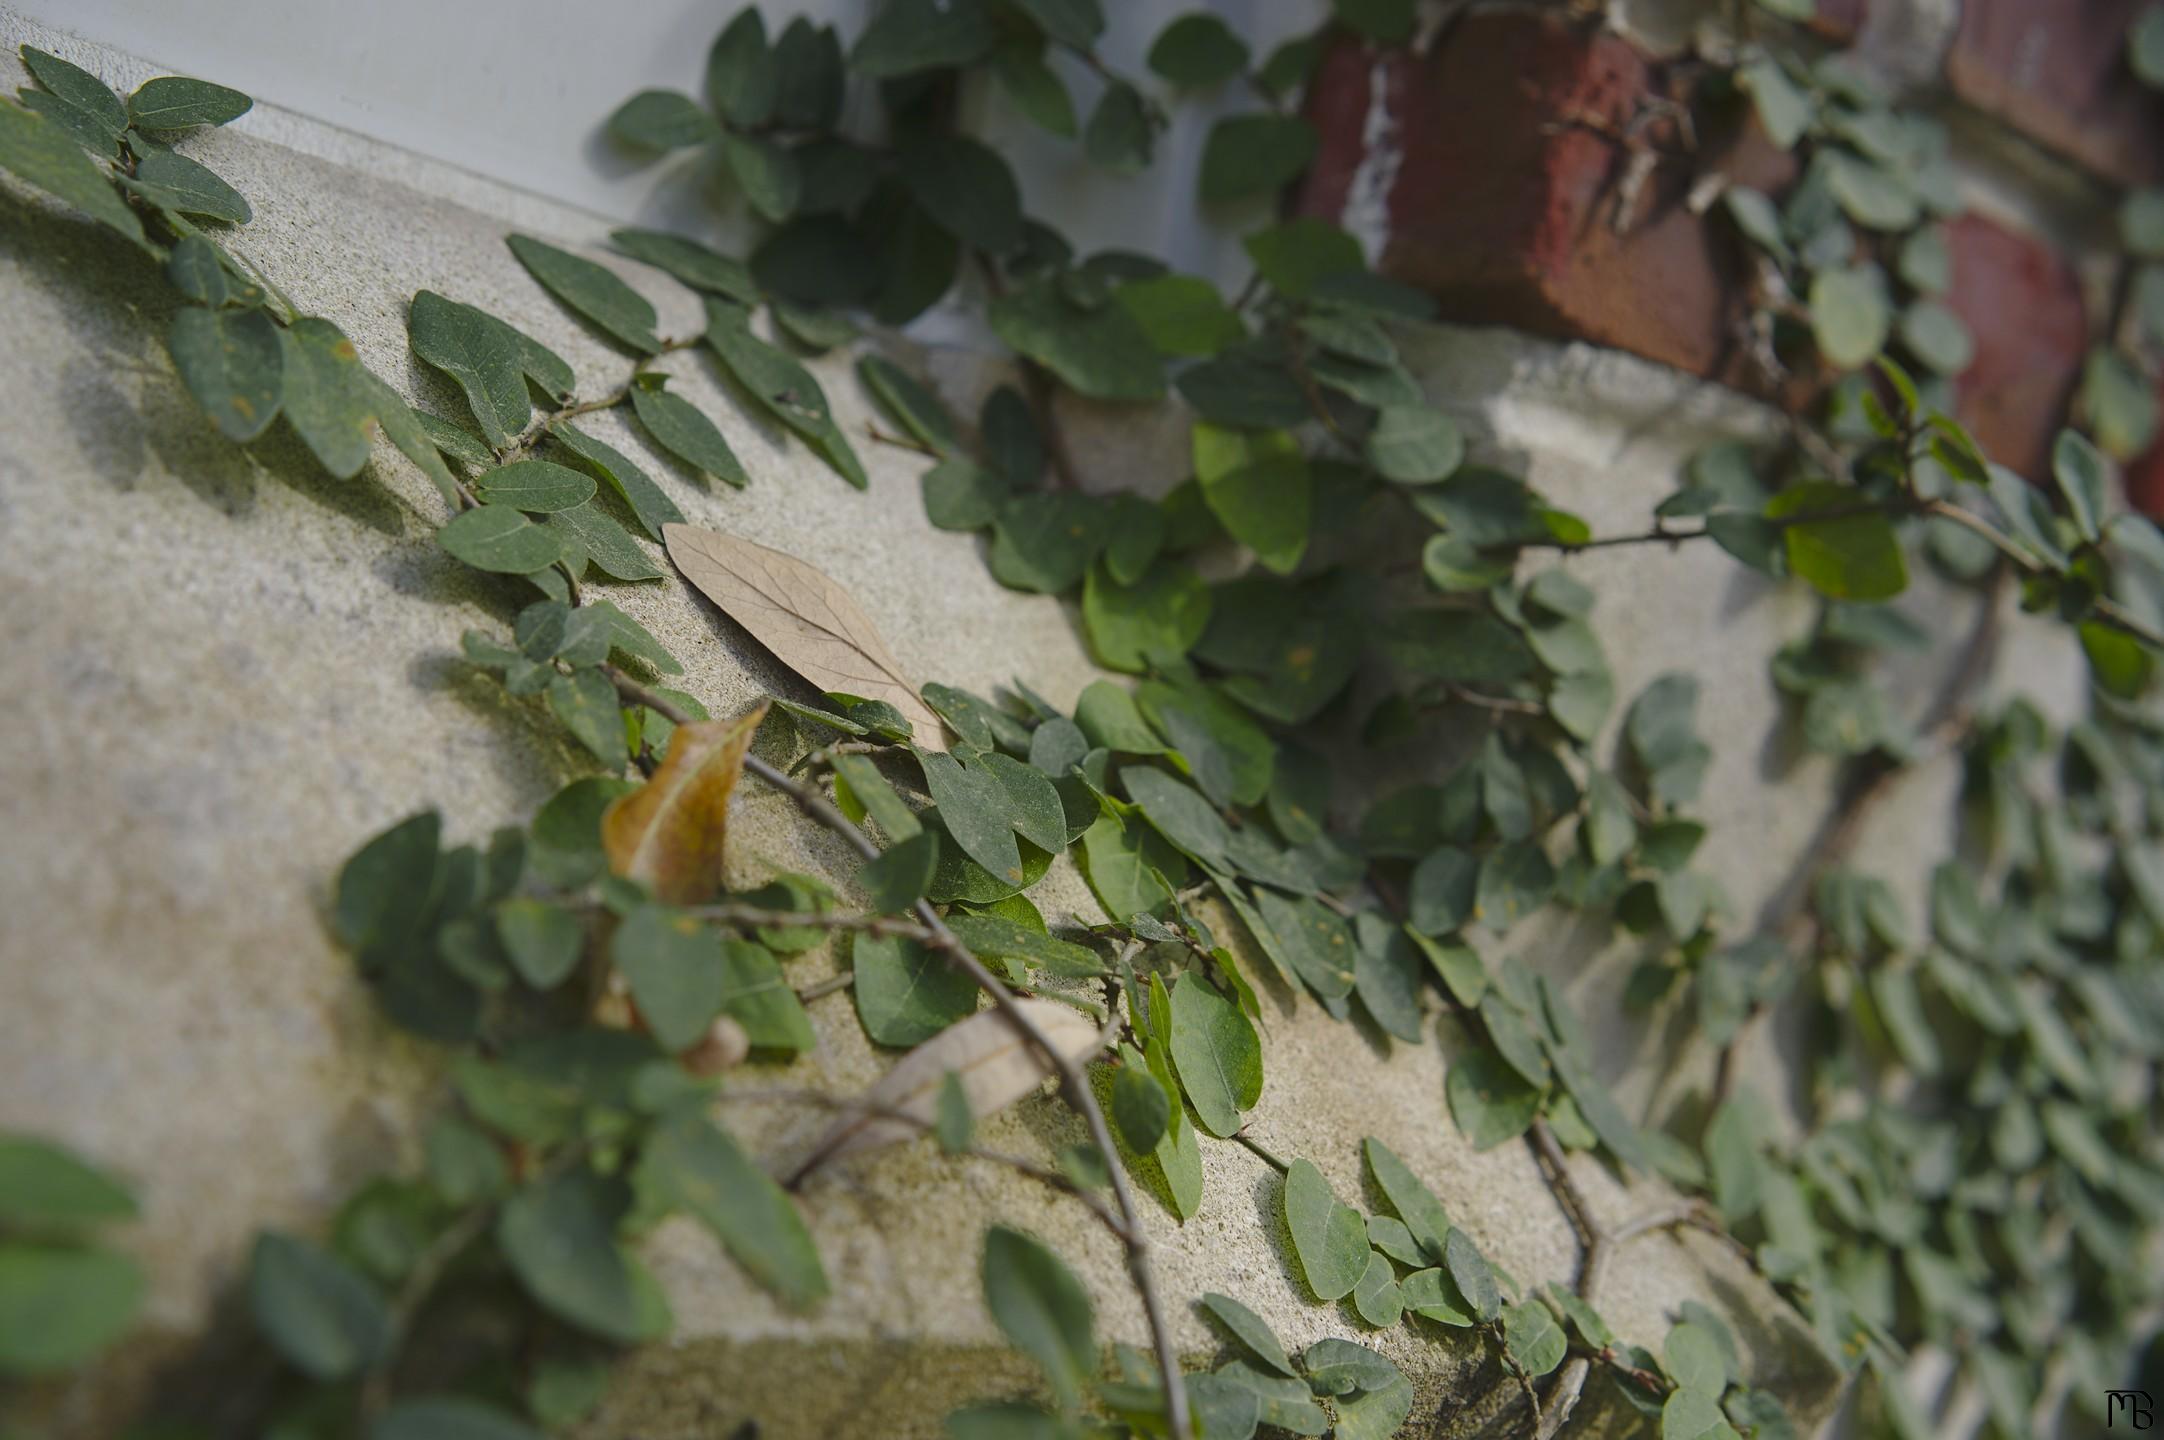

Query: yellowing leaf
left=663, top=524, right=945, bottom=748
left=602, top=701, right=768, bottom=904
left=791, top=997, right=1101, bottom=1180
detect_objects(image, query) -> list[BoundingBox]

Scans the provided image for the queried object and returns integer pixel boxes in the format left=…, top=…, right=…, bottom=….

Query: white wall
left=17, top=0, right=1328, bottom=284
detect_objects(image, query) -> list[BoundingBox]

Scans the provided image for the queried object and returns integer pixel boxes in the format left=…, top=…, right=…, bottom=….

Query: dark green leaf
left=1112, top=1061, right=1171, bottom=1154
left=1283, top=1159, right=1368, bottom=1301
left=638, top=1109, right=826, bottom=1306
left=169, top=305, right=282, bottom=442
left=853, top=931, right=978, bottom=1045
left=1083, top=81, right=1155, bottom=171
left=371, top=1398, right=544, bottom=1440
left=611, top=905, right=722, bottom=1050
left=495, top=899, right=584, bottom=988
left=1445, top=1048, right=1541, bottom=1150
left=610, top=228, right=757, bottom=303
left=1200, top=1291, right=1296, bottom=1377
left=1167, top=974, right=1262, bottom=1137
left=982, top=1225, right=1095, bottom=1407
left=990, top=276, right=1163, bottom=401
left=629, top=376, right=747, bottom=487
left=127, top=75, right=250, bottom=130
left=497, top=1170, right=648, bottom=1342
left=276, top=317, right=378, bottom=477
left=605, top=89, right=719, bottom=151
left=1199, top=114, right=1317, bottom=203
left=408, top=290, right=573, bottom=447
left=896, top=136, right=1022, bottom=254
left=20, top=48, right=125, bottom=135
left=1148, top=14, right=1250, bottom=86
left=508, top=234, right=661, bottom=354
left=851, top=0, right=995, bottom=77
left=247, top=1232, right=388, bottom=1380
left=0, top=1243, right=142, bottom=1374
left=476, top=459, right=597, bottom=513
left=703, top=301, right=866, bottom=487
left=0, top=94, right=141, bottom=242
left=127, top=144, right=250, bottom=222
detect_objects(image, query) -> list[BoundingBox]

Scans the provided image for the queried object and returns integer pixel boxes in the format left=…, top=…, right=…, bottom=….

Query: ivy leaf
left=626, top=375, right=746, bottom=487
left=126, top=144, right=251, bottom=222
left=1177, top=353, right=1309, bottom=429
left=371, top=1398, right=544, bottom=1440
left=1283, top=1159, right=1369, bottom=1301
left=610, top=227, right=758, bottom=303
left=1116, top=274, right=1246, bottom=357
left=0, top=1242, right=142, bottom=1375
left=476, top=460, right=596, bottom=513
left=852, top=931, right=978, bottom=1046
left=858, top=355, right=963, bottom=457
left=1084, top=561, right=1210, bottom=673
left=1766, top=481, right=1907, bottom=601
left=1167, top=974, right=1263, bottom=1137
left=992, top=39, right=1076, bottom=139
left=493, top=899, right=583, bottom=989
left=1199, top=114, right=1318, bottom=203
left=1121, top=765, right=1232, bottom=871
left=497, top=1170, right=649, bottom=1343
left=1084, top=81, right=1156, bottom=171
left=1808, top=266, right=1891, bottom=369
left=272, top=318, right=381, bottom=477
left=127, top=76, right=252, bottom=130
left=721, top=134, right=799, bottom=222
left=705, top=8, right=775, bottom=126
left=1303, top=1336, right=1399, bottom=1395
left=0, top=96, right=142, bottom=243
left=1366, top=405, right=1463, bottom=484
left=2053, top=428, right=2109, bottom=543
left=605, top=89, right=720, bottom=151
left=246, top=1232, right=388, bottom=1380
left=982, top=1226, right=1095, bottom=1408
left=408, top=291, right=573, bottom=447
left=19, top=48, right=127, bottom=137
left=169, top=305, right=283, bottom=442
left=546, top=423, right=682, bottom=541
left=1503, top=1299, right=1567, bottom=1377
left=0, top=1136, right=138, bottom=1228
left=1252, top=888, right=1356, bottom=1003
left=1445, top=1048, right=1541, bottom=1150
left=601, top=700, right=766, bottom=903
left=1400, top=1266, right=1477, bottom=1327
left=990, top=275, right=1164, bottom=401
left=508, top=234, right=662, bottom=355
left=1443, top=1228, right=1500, bottom=1322
left=1148, top=14, right=1250, bottom=87
left=798, top=996, right=1101, bottom=1174
left=1199, top=1292, right=1297, bottom=1377
left=702, top=301, right=866, bottom=488
left=637, top=1108, right=827, bottom=1307
left=896, top=136, right=1023, bottom=255
left=850, top=0, right=995, bottom=77
left=1192, top=423, right=1310, bottom=575
left=611, top=905, right=722, bottom=1050
left=1112, top=1058, right=1172, bottom=1154
left=1363, top=1137, right=1450, bottom=1263
left=1243, top=218, right=1361, bottom=298
left=547, top=669, right=628, bottom=769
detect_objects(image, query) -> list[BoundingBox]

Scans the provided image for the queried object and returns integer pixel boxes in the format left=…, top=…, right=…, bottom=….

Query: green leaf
left=275, top=318, right=378, bottom=478
left=0, top=1136, right=136, bottom=1228
left=1897, top=300, right=1973, bottom=375
left=1192, top=423, right=1309, bottom=575
left=606, top=89, right=720, bottom=151
left=1400, top=1265, right=1476, bottom=1326
left=1366, top=405, right=1463, bottom=484
left=1445, top=1048, right=1541, bottom=1150
left=1363, top=1137, right=1450, bottom=1262
left=1083, top=561, right=1210, bottom=673
left=1662, top=1388, right=1740, bottom=1440
left=706, top=8, right=775, bottom=126
left=1084, top=81, right=1156, bottom=171
left=1767, top=481, right=1907, bottom=601
left=610, top=227, right=757, bottom=303
left=1121, top=764, right=1231, bottom=870
left=1010, top=0, right=1104, bottom=47
left=495, top=899, right=585, bottom=988
left=1176, top=353, right=1309, bottom=429
left=611, top=905, right=721, bottom=1050
left=1352, top=1250, right=1404, bottom=1327
left=1200, top=114, right=1317, bottom=203
left=126, top=143, right=250, bottom=222
left=629, top=376, right=748, bottom=487
left=859, top=355, right=963, bottom=457
left=1283, top=1159, right=1369, bottom=1301
left=1148, top=13, right=1250, bottom=86
left=169, top=305, right=283, bottom=442
left=408, top=290, right=573, bottom=447
left=550, top=500, right=664, bottom=582
left=1200, top=1291, right=1297, bottom=1377
left=1304, top=1336, right=1399, bottom=1395
left=1443, top=1228, right=1500, bottom=1322
left=497, top=1170, right=648, bottom=1343
left=992, top=37, right=1077, bottom=138
left=1117, top=274, right=1246, bottom=357
left=371, top=1398, right=545, bottom=1440
left=246, top=1232, right=389, bottom=1380
left=1824, top=152, right=1918, bottom=231
left=0, top=95, right=142, bottom=242
left=1167, top=974, right=1262, bottom=1137
left=476, top=459, right=597, bottom=513
left=1666, top=1321, right=1729, bottom=1395
left=715, top=938, right=814, bottom=1051
left=860, top=831, right=938, bottom=913
left=1251, top=888, right=1356, bottom=1002
left=0, top=1242, right=143, bottom=1374
left=921, top=750, right=1025, bottom=884
left=2137, top=5, right=2164, bottom=87
left=982, top=1226, right=1095, bottom=1407
left=1243, top=218, right=1361, bottom=299
left=127, top=75, right=251, bottom=130
left=19, top=48, right=126, bottom=136
left=850, top=0, right=995, bottom=77
left=989, top=276, right=1164, bottom=401
left=1809, top=266, right=1891, bottom=369
left=546, top=669, right=628, bottom=768
left=853, top=932, right=978, bottom=1046
left=1475, top=841, right=1554, bottom=931
left=703, top=301, right=866, bottom=487
left=1503, top=1299, right=1567, bottom=1377
left=722, top=133, right=798, bottom=222
left=334, top=811, right=440, bottom=950
left=638, top=1109, right=826, bottom=1307
left=896, top=136, right=1022, bottom=254
left=2053, top=428, right=2109, bottom=542
left=1108, top=1057, right=1172, bottom=1154
left=509, top=234, right=661, bottom=354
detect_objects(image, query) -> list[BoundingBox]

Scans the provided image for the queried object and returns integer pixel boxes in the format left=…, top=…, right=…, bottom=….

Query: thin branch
left=606, top=669, right=1190, bottom=1440
left=683, top=903, right=940, bottom=947
left=494, top=337, right=697, bottom=465
left=794, top=971, right=856, bottom=1002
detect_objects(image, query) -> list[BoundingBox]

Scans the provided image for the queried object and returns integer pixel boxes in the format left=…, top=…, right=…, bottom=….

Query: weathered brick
left=1295, top=10, right=1794, bottom=389
left=1939, top=213, right=2089, bottom=479
left=1946, top=0, right=2164, bottom=187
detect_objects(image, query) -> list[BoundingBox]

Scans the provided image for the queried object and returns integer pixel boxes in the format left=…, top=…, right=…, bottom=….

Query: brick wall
left=1295, top=1, right=2157, bottom=495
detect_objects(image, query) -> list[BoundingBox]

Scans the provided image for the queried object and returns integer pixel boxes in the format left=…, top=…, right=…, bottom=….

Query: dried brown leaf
left=663, top=523, right=945, bottom=749
left=602, top=700, right=768, bottom=904
left=791, top=997, right=1102, bottom=1181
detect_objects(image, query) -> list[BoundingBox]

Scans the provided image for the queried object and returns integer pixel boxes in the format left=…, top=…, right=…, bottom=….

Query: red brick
left=1294, top=12, right=1792, bottom=388
left=1940, top=214, right=2088, bottom=479
left=1946, top=0, right=2164, bottom=187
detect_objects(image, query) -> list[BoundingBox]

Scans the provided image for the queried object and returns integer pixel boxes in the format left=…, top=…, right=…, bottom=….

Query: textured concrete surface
left=0, top=10, right=2079, bottom=1439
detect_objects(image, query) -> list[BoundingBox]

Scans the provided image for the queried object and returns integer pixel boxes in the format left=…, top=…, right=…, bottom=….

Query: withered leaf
left=791, top=997, right=1100, bottom=1180
left=602, top=701, right=768, bottom=904
left=663, top=524, right=945, bottom=749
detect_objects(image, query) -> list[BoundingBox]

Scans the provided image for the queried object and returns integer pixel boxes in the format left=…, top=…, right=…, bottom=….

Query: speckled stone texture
left=0, top=11, right=2078, bottom=1439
